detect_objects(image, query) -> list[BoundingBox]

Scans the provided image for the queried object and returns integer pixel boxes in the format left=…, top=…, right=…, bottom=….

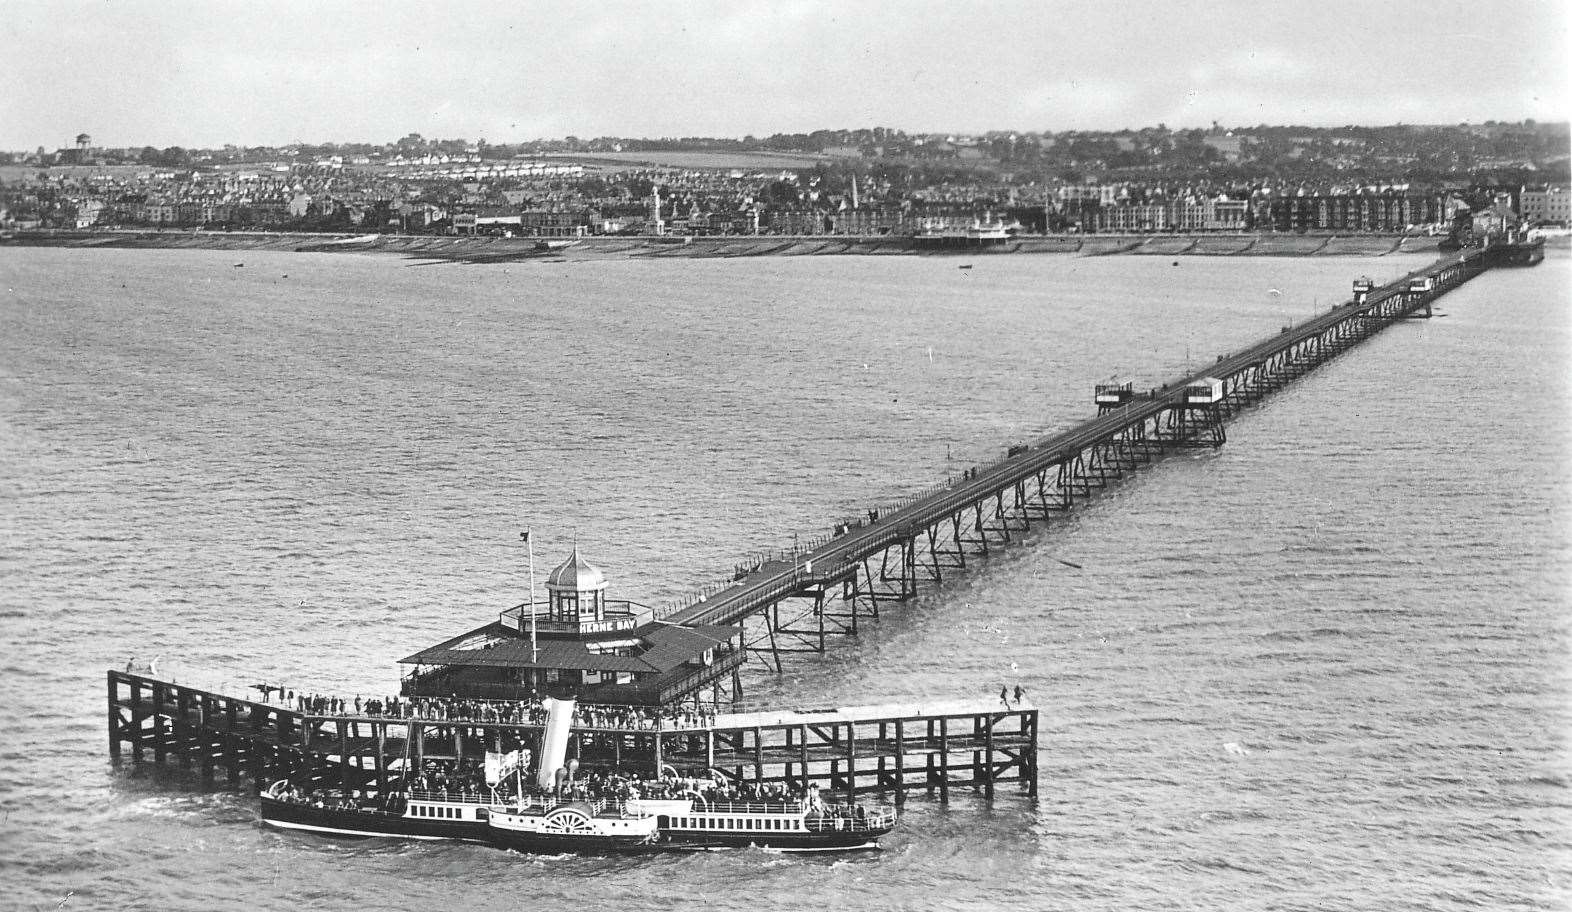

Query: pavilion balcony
left=498, top=599, right=653, bottom=636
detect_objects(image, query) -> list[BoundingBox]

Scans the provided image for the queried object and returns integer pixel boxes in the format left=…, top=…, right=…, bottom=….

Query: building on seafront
left=1240, top=191, right=1447, bottom=234
left=1519, top=185, right=1570, bottom=226
left=398, top=547, right=744, bottom=708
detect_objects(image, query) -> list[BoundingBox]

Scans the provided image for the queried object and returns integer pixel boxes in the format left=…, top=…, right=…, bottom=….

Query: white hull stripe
left=765, top=842, right=881, bottom=853
left=672, top=841, right=880, bottom=854
left=261, top=818, right=466, bottom=841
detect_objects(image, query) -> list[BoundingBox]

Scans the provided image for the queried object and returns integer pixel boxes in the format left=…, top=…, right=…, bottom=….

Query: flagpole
left=524, top=529, right=538, bottom=665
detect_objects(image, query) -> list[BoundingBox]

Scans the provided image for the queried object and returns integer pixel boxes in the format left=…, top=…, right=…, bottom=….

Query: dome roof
left=544, top=546, right=608, bottom=592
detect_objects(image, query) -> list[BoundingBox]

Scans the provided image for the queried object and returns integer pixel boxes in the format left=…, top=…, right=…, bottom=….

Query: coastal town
left=6, top=0, right=1570, bottom=902
left=2, top=122, right=1567, bottom=239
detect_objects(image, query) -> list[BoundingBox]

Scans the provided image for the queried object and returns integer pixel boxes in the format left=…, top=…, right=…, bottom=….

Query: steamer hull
left=483, top=803, right=661, bottom=855
left=485, top=829, right=660, bottom=855
left=258, top=796, right=487, bottom=841
left=662, top=830, right=886, bottom=851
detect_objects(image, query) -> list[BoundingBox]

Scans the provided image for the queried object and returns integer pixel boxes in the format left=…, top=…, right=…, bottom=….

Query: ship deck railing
left=695, top=799, right=805, bottom=815
left=804, top=808, right=896, bottom=833
left=407, top=787, right=504, bottom=805
left=491, top=795, right=629, bottom=818
left=269, top=791, right=394, bottom=815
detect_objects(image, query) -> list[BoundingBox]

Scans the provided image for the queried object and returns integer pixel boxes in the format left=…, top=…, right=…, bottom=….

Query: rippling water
left=1, top=246, right=1568, bottom=910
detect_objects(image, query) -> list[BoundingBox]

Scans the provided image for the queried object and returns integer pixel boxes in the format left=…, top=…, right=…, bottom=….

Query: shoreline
left=0, top=229, right=1477, bottom=262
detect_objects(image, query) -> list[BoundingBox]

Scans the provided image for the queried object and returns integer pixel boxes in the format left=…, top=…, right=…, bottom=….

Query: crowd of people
left=266, top=780, right=377, bottom=812
left=264, top=689, right=720, bottom=731
left=396, top=759, right=821, bottom=813
left=268, top=683, right=1029, bottom=727
left=517, top=768, right=865, bottom=821
left=408, top=759, right=494, bottom=797
left=572, top=702, right=716, bottom=731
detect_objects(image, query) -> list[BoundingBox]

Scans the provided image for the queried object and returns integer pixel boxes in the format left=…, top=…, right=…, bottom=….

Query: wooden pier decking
left=107, top=672, right=1037, bottom=800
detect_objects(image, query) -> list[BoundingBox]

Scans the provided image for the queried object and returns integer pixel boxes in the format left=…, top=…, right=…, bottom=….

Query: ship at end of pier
left=258, top=695, right=896, bottom=854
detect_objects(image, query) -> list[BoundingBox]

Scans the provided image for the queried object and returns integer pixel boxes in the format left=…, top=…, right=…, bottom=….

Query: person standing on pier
left=1013, top=684, right=1025, bottom=707
left=1000, top=685, right=1010, bottom=707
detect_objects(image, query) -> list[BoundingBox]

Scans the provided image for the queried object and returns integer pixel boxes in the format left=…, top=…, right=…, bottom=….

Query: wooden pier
left=103, top=237, right=1538, bottom=805
left=665, top=240, right=1543, bottom=667
left=107, top=671, right=1037, bottom=801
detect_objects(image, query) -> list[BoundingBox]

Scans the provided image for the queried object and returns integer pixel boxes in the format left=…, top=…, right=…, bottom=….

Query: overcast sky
left=3, top=0, right=1567, bottom=150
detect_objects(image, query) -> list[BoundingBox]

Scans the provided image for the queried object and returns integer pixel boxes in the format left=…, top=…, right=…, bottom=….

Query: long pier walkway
left=665, top=240, right=1540, bottom=665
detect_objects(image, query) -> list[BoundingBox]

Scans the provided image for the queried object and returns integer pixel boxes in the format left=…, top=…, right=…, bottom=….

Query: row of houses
left=13, top=191, right=447, bottom=231
left=0, top=194, right=1506, bottom=236
left=7, top=153, right=1567, bottom=235
left=1091, top=198, right=1250, bottom=232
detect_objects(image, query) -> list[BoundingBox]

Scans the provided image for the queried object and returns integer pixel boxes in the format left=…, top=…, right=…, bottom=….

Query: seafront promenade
left=5, top=227, right=1454, bottom=262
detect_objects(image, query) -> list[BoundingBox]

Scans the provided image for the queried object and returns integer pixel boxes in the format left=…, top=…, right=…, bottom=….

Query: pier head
left=108, top=547, right=1038, bottom=801
left=399, top=547, right=745, bottom=707
left=107, top=671, right=1037, bottom=802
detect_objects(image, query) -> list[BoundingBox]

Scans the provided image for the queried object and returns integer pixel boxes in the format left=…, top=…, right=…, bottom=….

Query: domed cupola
left=545, top=546, right=608, bottom=623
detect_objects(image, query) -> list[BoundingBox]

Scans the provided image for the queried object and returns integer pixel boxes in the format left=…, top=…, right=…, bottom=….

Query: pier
left=105, top=237, right=1538, bottom=801
left=665, top=239, right=1542, bottom=668
left=107, top=671, right=1037, bottom=800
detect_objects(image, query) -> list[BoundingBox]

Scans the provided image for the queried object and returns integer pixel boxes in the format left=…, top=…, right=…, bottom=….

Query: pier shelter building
left=398, top=548, right=743, bottom=707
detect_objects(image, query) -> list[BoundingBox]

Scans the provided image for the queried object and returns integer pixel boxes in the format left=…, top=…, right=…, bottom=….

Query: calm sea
left=0, top=246, right=1567, bottom=911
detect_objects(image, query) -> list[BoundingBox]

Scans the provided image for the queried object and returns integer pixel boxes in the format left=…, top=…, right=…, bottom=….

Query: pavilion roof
left=397, top=620, right=738, bottom=674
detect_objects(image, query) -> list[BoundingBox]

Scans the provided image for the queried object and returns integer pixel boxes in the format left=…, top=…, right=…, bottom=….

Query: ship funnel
left=536, top=697, right=576, bottom=790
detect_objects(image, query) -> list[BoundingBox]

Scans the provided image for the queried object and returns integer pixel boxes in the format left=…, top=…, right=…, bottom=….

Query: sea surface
left=0, top=246, right=1568, bottom=911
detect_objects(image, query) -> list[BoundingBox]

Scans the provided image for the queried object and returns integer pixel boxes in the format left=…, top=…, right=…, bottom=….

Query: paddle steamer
left=262, top=779, right=895, bottom=853
left=260, top=678, right=896, bottom=853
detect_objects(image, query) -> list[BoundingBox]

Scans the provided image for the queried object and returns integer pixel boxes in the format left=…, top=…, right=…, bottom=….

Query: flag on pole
left=486, top=749, right=524, bottom=785
left=520, top=529, right=530, bottom=542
